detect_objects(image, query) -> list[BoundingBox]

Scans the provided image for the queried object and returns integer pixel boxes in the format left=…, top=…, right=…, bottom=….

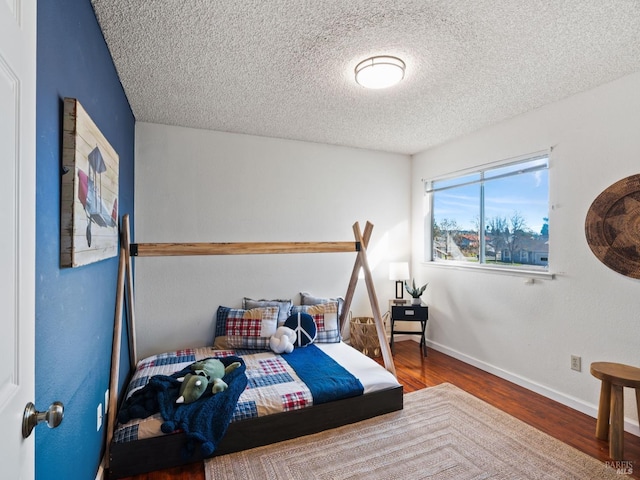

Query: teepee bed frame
left=106, top=215, right=402, bottom=478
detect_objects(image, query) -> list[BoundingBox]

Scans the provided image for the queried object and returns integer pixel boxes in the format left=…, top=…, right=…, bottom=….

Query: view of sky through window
left=428, top=155, right=549, bottom=268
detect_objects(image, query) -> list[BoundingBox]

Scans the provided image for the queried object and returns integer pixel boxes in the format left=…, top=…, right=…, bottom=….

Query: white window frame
left=424, top=150, right=554, bottom=280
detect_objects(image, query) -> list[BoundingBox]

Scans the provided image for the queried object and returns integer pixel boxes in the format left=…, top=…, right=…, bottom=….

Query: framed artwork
left=61, top=97, right=119, bottom=268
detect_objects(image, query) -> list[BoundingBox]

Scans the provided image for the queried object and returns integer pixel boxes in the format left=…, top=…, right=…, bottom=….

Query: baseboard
left=419, top=338, right=640, bottom=438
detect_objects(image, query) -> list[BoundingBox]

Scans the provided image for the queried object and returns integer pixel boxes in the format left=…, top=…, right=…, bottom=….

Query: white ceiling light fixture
left=355, top=55, right=406, bottom=89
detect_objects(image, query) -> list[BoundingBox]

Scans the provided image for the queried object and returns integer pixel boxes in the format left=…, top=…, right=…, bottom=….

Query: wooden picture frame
left=61, top=97, right=119, bottom=267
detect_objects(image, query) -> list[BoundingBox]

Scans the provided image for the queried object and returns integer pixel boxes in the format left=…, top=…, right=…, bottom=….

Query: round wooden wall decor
left=585, top=173, right=640, bottom=279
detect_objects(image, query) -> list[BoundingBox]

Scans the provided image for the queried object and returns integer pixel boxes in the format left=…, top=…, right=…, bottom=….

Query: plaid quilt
left=114, top=347, right=316, bottom=444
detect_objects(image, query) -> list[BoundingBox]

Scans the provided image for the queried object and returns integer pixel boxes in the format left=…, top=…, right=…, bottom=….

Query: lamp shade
left=389, top=262, right=410, bottom=281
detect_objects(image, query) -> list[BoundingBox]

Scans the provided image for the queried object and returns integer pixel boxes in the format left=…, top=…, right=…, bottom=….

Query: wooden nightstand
left=389, top=301, right=428, bottom=356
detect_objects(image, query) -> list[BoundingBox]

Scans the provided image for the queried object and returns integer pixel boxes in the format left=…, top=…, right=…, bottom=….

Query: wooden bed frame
left=106, top=214, right=402, bottom=478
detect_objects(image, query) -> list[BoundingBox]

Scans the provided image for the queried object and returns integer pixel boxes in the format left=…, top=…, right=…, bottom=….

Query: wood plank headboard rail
left=130, top=241, right=360, bottom=256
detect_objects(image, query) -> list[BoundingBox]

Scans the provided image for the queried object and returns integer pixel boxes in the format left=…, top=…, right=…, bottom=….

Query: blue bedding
left=282, top=344, right=364, bottom=403
left=118, top=356, right=247, bottom=457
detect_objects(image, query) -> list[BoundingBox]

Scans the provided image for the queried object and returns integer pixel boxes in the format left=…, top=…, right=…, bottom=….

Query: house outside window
left=425, top=153, right=549, bottom=272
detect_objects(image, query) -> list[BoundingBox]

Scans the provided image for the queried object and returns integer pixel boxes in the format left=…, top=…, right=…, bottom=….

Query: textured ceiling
left=91, top=1, right=640, bottom=155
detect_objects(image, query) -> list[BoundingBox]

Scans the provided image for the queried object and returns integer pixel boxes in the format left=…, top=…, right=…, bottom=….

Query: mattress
left=113, top=342, right=400, bottom=444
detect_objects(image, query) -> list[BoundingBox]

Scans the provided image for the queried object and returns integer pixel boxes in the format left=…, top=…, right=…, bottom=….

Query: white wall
left=412, top=72, right=640, bottom=432
left=134, top=123, right=410, bottom=359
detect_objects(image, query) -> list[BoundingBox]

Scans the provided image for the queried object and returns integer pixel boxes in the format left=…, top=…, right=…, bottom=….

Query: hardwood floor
left=119, top=340, right=639, bottom=479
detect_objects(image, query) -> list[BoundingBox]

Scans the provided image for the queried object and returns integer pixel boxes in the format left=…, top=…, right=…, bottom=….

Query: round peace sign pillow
left=284, top=312, right=317, bottom=347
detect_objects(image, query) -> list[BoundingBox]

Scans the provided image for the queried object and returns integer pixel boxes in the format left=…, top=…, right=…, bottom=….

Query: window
left=425, top=153, right=549, bottom=271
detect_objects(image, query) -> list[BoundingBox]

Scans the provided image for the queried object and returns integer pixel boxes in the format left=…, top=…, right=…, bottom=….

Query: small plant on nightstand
left=404, top=279, right=427, bottom=305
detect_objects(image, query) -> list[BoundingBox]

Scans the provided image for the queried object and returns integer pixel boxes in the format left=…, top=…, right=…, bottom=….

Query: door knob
left=22, top=401, right=64, bottom=438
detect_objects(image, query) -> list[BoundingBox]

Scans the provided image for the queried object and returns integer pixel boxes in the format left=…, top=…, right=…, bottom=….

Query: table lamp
left=389, top=262, right=410, bottom=300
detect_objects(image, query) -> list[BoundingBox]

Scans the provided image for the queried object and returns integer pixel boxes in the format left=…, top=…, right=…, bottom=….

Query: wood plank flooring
left=118, top=340, right=639, bottom=479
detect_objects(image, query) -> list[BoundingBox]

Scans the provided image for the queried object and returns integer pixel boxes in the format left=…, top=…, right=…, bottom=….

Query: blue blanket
left=118, top=356, right=247, bottom=457
left=282, top=344, right=364, bottom=404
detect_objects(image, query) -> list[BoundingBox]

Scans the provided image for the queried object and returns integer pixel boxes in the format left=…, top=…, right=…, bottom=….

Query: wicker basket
left=349, top=316, right=382, bottom=358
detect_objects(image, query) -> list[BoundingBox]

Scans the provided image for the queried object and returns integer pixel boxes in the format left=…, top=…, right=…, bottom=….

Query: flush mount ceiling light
left=355, top=55, right=406, bottom=89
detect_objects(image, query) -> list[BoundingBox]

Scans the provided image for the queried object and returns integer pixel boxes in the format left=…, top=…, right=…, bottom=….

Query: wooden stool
left=590, top=362, right=640, bottom=461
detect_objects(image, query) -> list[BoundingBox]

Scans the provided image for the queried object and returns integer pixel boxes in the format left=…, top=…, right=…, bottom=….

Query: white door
left=0, top=0, right=37, bottom=479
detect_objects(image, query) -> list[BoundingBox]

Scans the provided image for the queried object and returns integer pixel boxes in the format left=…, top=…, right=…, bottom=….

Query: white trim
left=423, top=260, right=555, bottom=280
left=422, top=148, right=550, bottom=187
left=417, top=338, right=640, bottom=437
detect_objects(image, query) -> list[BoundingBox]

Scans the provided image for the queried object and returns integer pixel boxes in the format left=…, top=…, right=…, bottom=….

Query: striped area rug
left=205, top=383, right=620, bottom=479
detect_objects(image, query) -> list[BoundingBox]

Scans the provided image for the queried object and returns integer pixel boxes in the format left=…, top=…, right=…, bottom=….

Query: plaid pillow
left=290, top=302, right=340, bottom=343
left=214, top=306, right=279, bottom=349
left=300, top=292, right=344, bottom=316
left=242, top=297, right=293, bottom=325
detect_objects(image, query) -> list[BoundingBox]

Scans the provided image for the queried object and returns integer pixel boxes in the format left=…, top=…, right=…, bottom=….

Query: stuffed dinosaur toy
left=176, top=358, right=241, bottom=404
left=269, top=326, right=297, bottom=354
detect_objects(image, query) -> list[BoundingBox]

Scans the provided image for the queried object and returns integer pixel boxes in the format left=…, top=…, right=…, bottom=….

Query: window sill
left=423, top=261, right=555, bottom=280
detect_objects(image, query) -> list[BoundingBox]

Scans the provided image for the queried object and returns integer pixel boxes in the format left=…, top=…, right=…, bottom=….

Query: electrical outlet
left=97, top=403, right=103, bottom=431
left=571, top=355, right=581, bottom=372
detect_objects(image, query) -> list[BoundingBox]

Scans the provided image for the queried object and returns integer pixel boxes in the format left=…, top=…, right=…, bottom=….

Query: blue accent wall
left=36, top=1, right=134, bottom=478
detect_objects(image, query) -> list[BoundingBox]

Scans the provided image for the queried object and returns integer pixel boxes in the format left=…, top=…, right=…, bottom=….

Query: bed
left=106, top=215, right=403, bottom=478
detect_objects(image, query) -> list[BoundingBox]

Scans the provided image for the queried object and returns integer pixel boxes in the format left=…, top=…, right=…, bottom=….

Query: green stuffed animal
left=176, top=358, right=241, bottom=404
left=176, top=373, right=209, bottom=404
